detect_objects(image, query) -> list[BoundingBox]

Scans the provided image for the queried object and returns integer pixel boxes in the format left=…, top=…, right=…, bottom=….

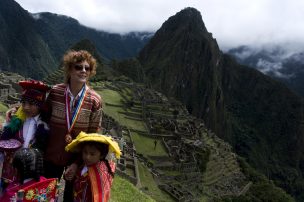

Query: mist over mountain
left=227, top=45, right=304, bottom=97
left=135, top=7, right=304, bottom=201
left=0, top=0, right=152, bottom=79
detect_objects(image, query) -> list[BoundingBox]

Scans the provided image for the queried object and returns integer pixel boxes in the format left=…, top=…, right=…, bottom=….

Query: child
left=0, top=148, right=46, bottom=201
left=65, top=131, right=121, bottom=202
left=0, top=80, right=50, bottom=185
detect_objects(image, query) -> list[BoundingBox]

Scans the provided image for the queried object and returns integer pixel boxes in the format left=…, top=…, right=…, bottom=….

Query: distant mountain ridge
left=134, top=7, right=304, bottom=201
left=0, top=0, right=152, bottom=79
left=227, top=45, right=304, bottom=97
left=34, top=12, right=152, bottom=61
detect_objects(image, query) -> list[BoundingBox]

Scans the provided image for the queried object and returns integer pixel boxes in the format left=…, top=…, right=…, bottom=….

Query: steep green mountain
left=34, top=12, right=152, bottom=62
left=0, top=0, right=152, bottom=79
left=0, top=0, right=57, bottom=78
left=135, top=7, right=304, bottom=201
left=279, top=53, right=304, bottom=96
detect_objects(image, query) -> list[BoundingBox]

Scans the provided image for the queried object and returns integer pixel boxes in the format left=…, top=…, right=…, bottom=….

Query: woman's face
left=82, top=144, right=102, bottom=166
left=69, top=60, right=91, bottom=85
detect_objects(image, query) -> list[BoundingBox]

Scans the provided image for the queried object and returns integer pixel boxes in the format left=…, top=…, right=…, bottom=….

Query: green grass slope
left=111, top=175, right=155, bottom=202
left=0, top=102, right=8, bottom=113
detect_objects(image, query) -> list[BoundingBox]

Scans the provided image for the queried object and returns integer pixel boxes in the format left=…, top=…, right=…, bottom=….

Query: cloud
left=15, top=0, right=304, bottom=49
left=255, top=59, right=295, bottom=79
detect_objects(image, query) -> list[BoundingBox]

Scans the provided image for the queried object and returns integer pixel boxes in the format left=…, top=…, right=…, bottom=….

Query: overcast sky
left=14, top=0, right=304, bottom=50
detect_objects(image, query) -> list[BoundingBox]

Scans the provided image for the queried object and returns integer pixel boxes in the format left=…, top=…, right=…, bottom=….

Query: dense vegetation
left=219, top=157, right=295, bottom=202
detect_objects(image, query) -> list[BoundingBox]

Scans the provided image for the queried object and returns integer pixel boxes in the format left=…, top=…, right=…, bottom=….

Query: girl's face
left=69, top=60, right=91, bottom=85
left=22, top=101, right=40, bottom=118
left=82, top=144, right=102, bottom=166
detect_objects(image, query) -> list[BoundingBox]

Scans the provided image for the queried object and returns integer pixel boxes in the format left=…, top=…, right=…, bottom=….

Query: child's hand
left=5, top=107, right=17, bottom=122
left=64, top=163, right=78, bottom=181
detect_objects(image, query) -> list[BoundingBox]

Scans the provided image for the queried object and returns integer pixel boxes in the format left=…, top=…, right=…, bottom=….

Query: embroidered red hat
left=19, top=80, right=51, bottom=106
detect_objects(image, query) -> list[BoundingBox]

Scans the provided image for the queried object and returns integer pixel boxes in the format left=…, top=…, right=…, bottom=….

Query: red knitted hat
left=19, top=80, right=51, bottom=106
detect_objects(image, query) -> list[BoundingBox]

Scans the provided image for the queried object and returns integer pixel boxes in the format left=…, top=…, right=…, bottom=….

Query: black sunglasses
left=74, top=64, right=91, bottom=72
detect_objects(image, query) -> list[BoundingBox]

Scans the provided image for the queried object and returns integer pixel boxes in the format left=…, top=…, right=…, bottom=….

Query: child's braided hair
left=12, top=148, right=44, bottom=184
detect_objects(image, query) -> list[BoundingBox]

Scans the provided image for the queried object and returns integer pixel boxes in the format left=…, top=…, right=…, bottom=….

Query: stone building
left=0, top=71, right=24, bottom=103
left=0, top=82, right=15, bottom=101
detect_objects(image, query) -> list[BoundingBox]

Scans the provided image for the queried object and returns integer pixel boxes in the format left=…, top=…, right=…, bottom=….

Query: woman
left=43, top=50, right=102, bottom=201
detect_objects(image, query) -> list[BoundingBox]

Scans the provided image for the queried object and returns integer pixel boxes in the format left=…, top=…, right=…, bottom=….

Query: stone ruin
left=0, top=72, right=24, bottom=104
left=159, top=183, right=195, bottom=202
left=99, top=81, right=250, bottom=201
left=101, top=113, right=140, bottom=187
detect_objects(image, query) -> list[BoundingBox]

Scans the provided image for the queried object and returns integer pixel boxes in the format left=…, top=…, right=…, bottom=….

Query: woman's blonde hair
left=63, top=50, right=97, bottom=84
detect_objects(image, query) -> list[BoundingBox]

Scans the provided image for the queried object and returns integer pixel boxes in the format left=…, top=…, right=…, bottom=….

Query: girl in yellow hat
left=64, top=131, right=121, bottom=202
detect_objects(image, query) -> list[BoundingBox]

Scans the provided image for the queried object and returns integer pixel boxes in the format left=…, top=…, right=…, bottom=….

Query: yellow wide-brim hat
left=65, top=131, right=121, bottom=159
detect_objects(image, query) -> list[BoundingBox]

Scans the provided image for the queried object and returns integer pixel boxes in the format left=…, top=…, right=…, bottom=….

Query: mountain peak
left=139, top=7, right=219, bottom=64
left=169, top=7, right=203, bottom=20
left=171, top=7, right=205, bottom=24
left=159, top=7, right=208, bottom=35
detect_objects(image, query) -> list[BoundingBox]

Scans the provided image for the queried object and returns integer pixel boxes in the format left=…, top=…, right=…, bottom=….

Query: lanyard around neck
left=65, top=85, right=87, bottom=133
